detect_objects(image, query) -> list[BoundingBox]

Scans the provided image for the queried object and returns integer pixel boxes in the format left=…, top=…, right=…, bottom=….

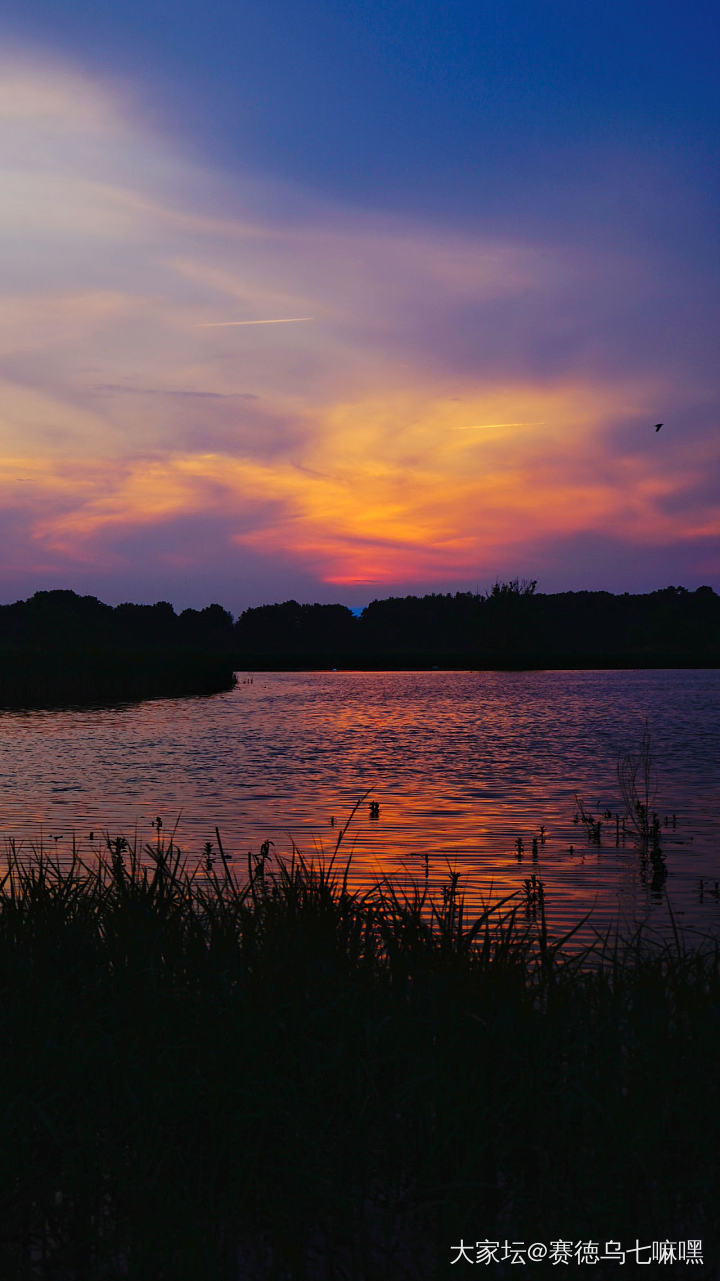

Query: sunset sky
left=0, top=1, right=718, bottom=609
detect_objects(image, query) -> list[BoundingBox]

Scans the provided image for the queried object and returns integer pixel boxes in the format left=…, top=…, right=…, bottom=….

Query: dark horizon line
left=1, top=580, right=718, bottom=623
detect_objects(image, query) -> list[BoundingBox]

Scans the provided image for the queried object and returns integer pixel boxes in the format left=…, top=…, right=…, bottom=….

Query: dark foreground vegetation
left=0, top=582, right=718, bottom=699
left=1, top=830, right=718, bottom=1279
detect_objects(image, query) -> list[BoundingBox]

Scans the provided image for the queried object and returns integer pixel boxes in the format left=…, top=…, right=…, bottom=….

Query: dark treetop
left=1, top=582, right=718, bottom=687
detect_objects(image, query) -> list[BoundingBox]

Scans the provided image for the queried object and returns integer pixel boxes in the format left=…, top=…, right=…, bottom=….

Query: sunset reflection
left=1, top=671, right=718, bottom=943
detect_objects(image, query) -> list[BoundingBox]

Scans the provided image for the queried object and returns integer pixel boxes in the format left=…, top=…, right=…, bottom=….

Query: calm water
left=1, top=669, right=719, bottom=941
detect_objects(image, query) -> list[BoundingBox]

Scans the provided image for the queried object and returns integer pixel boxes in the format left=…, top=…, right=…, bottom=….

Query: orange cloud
left=13, top=376, right=706, bottom=589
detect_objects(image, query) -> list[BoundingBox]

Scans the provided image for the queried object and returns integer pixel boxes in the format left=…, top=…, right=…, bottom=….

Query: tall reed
left=0, top=830, right=717, bottom=1279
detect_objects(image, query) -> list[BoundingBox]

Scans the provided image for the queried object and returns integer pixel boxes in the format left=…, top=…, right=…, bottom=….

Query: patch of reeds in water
left=0, top=826, right=718, bottom=1279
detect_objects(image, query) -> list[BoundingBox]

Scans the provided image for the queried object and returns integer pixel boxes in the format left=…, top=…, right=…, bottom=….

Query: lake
left=1, top=668, right=719, bottom=942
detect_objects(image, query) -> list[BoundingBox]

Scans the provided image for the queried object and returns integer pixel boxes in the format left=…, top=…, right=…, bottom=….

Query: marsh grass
left=0, top=827, right=718, bottom=1279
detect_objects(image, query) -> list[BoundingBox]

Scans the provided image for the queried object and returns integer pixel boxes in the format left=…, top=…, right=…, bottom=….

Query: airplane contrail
left=456, top=421, right=546, bottom=430
left=196, top=317, right=314, bottom=328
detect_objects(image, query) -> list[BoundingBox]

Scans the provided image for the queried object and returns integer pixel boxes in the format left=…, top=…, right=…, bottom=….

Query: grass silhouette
left=0, top=820, right=717, bottom=1278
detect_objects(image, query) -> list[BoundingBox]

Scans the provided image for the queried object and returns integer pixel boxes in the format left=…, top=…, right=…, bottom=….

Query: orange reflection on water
left=0, top=671, right=718, bottom=944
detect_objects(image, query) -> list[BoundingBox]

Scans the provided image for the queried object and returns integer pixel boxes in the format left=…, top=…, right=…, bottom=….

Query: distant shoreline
left=231, top=653, right=720, bottom=672
left=0, top=652, right=717, bottom=712
left=0, top=650, right=237, bottom=711
left=0, top=583, right=717, bottom=706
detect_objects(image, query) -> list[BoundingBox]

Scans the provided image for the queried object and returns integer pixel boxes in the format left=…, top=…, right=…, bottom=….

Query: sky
left=0, top=1, right=718, bottom=611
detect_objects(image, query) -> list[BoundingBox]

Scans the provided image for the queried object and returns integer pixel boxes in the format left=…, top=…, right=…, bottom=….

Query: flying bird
left=655, top=423, right=663, bottom=432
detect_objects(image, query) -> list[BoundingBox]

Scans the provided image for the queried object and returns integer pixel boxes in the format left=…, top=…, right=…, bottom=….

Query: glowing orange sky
left=0, top=58, right=717, bottom=607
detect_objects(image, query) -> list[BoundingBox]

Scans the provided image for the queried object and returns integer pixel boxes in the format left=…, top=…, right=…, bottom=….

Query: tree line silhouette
left=0, top=592, right=237, bottom=706
left=0, top=582, right=717, bottom=683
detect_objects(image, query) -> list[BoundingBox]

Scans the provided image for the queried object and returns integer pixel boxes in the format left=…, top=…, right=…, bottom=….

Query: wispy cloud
left=94, top=385, right=258, bottom=400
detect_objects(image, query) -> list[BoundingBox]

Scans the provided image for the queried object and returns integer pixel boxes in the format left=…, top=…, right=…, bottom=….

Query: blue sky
left=0, top=1, right=717, bottom=608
